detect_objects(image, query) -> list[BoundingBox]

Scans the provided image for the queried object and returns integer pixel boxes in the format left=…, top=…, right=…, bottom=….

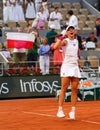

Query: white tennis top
left=61, top=38, right=81, bottom=78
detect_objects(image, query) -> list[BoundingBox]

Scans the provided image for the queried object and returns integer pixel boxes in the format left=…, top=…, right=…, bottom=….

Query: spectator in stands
left=51, top=30, right=67, bottom=73
left=48, top=7, right=62, bottom=30
left=11, top=0, right=25, bottom=23
left=74, top=28, right=84, bottom=50
left=86, top=32, right=98, bottom=44
left=25, top=0, right=36, bottom=25
left=17, top=0, right=25, bottom=21
left=66, top=10, right=78, bottom=29
left=0, top=45, right=12, bottom=72
left=96, top=18, right=100, bottom=37
left=42, top=0, right=50, bottom=11
left=39, top=37, right=50, bottom=75
left=42, top=0, right=50, bottom=20
left=42, top=0, right=50, bottom=21
left=0, top=46, right=11, bottom=60
left=3, top=0, right=13, bottom=25
left=50, top=36, right=63, bottom=74
left=36, top=5, right=49, bottom=30
left=27, top=28, right=41, bottom=69
left=46, top=24, right=57, bottom=46
left=35, top=0, right=42, bottom=14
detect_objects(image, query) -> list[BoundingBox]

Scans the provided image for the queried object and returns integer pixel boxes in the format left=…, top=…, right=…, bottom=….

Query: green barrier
left=0, top=75, right=61, bottom=99
left=55, top=86, right=100, bottom=102
left=96, top=87, right=100, bottom=100
left=79, top=87, right=96, bottom=101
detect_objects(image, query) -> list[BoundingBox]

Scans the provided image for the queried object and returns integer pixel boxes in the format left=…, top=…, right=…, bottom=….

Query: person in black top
left=96, top=18, right=100, bottom=37
left=74, top=28, right=84, bottom=50
left=97, top=0, right=100, bottom=11
left=86, top=32, right=98, bottom=43
left=0, top=28, right=3, bottom=45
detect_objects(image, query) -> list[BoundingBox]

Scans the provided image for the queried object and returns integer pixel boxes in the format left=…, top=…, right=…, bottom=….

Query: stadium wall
left=85, top=0, right=97, bottom=5
left=82, top=0, right=100, bottom=18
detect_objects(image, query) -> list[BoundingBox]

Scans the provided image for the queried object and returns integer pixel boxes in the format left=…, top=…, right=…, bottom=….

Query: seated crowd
left=0, top=0, right=99, bottom=76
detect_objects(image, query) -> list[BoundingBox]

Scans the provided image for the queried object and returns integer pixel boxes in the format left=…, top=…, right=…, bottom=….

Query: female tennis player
left=54, top=26, right=81, bottom=119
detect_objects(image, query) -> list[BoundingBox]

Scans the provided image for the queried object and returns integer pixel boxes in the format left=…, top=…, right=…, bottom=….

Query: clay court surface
left=0, top=98, right=100, bottom=130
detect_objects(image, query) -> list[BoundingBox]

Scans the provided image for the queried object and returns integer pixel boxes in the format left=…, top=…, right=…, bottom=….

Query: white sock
left=71, top=106, right=75, bottom=112
left=58, top=106, right=63, bottom=111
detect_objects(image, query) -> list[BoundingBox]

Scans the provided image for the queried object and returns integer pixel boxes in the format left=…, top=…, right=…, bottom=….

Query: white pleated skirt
left=60, top=64, right=81, bottom=78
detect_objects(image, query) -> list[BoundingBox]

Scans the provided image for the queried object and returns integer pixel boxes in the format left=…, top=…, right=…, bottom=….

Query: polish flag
left=7, top=32, right=35, bottom=49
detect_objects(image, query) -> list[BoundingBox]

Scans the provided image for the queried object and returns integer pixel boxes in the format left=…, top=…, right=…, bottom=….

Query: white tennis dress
left=61, top=38, right=81, bottom=78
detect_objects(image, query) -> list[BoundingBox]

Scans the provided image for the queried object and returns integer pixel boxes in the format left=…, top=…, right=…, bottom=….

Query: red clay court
left=0, top=98, right=100, bottom=130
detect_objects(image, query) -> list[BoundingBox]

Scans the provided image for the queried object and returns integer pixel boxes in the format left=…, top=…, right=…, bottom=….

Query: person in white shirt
left=67, top=10, right=78, bottom=29
left=16, top=0, right=25, bottom=21
left=36, top=5, right=49, bottom=30
left=48, top=7, right=62, bottom=30
left=11, top=0, right=25, bottom=22
left=0, top=46, right=11, bottom=60
left=3, top=0, right=13, bottom=24
left=42, top=0, right=49, bottom=21
left=35, top=0, right=42, bottom=14
left=42, top=0, right=50, bottom=14
left=25, top=0, right=36, bottom=25
left=42, top=0, right=50, bottom=9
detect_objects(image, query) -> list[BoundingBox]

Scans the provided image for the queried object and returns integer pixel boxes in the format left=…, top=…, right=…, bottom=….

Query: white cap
left=66, top=25, right=75, bottom=31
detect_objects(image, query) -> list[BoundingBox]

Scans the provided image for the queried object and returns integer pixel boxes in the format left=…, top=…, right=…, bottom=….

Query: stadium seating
left=85, top=20, right=96, bottom=30
left=61, top=8, right=68, bottom=19
left=78, top=14, right=87, bottom=23
left=78, top=20, right=85, bottom=30
left=79, top=56, right=86, bottom=69
left=88, top=15, right=97, bottom=24
left=79, top=8, right=89, bottom=17
left=7, top=20, right=17, bottom=30
left=49, top=7, right=54, bottom=13
left=71, top=8, right=79, bottom=15
left=72, top=2, right=81, bottom=11
left=96, top=41, right=100, bottom=49
left=0, top=9, right=3, bottom=19
left=52, top=2, right=61, bottom=8
left=87, top=56, right=99, bottom=69
left=18, top=20, right=27, bottom=30
left=0, top=20, right=3, bottom=27
left=62, top=2, right=71, bottom=10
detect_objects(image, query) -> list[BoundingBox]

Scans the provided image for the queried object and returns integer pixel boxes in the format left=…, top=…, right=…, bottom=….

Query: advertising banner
left=0, top=75, right=61, bottom=99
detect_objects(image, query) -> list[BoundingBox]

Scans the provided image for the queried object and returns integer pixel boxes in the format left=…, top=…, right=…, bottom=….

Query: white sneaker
left=69, top=111, right=75, bottom=120
left=57, top=110, right=65, bottom=118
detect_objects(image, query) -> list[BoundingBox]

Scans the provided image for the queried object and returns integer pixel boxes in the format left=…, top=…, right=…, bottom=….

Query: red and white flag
left=7, top=32, right=35, bottom=49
